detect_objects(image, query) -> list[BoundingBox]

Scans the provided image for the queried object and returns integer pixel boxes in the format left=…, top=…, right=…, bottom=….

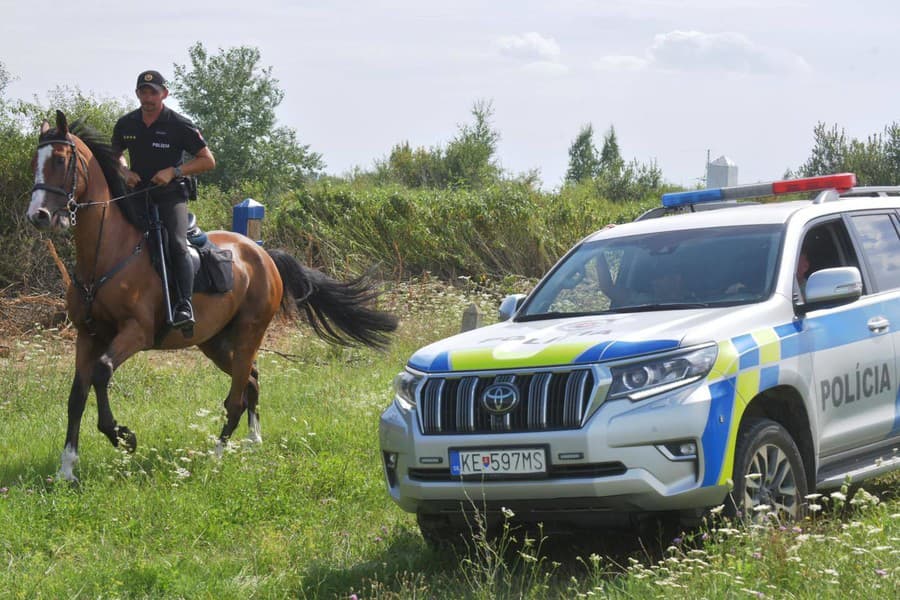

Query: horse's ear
left=40, top=120, right=51, bottom=136
left=55, top=110, right=68, bottom=136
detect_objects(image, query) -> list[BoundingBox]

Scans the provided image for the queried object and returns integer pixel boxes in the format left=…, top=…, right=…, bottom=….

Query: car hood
left=408, top=308, right=736, bottom=373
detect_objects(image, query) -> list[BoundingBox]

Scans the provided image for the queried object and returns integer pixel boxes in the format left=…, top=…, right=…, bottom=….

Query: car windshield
left=520, top=224, right=784, bottom=319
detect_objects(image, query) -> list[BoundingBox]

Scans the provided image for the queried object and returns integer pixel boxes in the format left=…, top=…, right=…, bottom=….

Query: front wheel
left=727, top=418, right=808, bottom=521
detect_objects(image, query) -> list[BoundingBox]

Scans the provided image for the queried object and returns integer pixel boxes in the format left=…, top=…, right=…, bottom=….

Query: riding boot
left=172, top=298, right=194, bottom=329
left=170, top=250, right=195, bottom=330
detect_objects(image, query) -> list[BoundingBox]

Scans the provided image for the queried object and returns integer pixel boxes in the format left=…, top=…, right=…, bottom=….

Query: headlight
left=608, top=345, right=717, bottom=401
left=393, top=368, right=424, bottom=409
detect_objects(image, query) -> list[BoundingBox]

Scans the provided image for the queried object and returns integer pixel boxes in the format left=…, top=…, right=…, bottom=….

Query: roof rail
left=840, top=186, right=900, bottom=197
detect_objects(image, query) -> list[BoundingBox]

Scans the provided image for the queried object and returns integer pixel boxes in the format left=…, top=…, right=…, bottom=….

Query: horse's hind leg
left=246, top=362, right=261, bottom=443
left=199, top=336, right=263, bottom=451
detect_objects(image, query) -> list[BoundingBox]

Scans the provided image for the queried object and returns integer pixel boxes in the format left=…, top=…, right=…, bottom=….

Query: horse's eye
left=54, top=156, right=66, bottom=167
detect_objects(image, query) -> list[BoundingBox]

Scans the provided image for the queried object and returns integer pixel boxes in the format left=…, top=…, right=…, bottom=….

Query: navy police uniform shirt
left=111, top=106, right=207, bottom=185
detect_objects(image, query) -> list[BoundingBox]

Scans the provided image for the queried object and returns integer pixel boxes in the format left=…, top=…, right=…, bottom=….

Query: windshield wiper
left=607, top=302, right=711, bottom=313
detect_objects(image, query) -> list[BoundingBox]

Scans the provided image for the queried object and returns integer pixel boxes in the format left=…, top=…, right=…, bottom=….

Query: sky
left=3, top=0, right=898, bottom=190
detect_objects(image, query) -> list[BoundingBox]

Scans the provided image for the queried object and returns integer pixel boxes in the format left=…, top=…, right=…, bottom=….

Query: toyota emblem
left=481, top=382, right=519, bottom=414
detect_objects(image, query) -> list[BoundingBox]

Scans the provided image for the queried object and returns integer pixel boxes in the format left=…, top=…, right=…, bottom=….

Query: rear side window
left=850, top=213, right=900, bottom=291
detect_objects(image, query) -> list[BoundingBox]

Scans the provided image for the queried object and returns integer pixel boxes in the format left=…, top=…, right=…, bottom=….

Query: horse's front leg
left=94, top=320, right=150, bottom=452
left=59, top=334, right=101, bottom=482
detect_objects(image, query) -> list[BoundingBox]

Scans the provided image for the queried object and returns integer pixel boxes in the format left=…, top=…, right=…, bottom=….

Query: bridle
left=31, top=136, right=89, bottom=225
left=31, top=135, right=163, bottom=226
left=31, top=134, right=150, bottom=332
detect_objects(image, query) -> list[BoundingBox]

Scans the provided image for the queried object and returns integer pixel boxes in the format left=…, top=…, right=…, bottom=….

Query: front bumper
left=379, top=384, right=730, bottom=518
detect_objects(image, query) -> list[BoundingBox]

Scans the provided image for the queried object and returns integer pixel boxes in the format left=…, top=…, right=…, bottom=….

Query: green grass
left=1, top=282, right=898, bottom=599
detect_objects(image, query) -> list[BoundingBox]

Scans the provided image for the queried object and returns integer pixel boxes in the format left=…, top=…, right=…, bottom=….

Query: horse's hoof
left=56, top=471, right=80, bottom=486
left=116, top=426, right=137, bottom=453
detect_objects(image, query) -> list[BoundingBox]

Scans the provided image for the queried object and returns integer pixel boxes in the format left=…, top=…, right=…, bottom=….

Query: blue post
left=232, top=198, right=265, bottom=245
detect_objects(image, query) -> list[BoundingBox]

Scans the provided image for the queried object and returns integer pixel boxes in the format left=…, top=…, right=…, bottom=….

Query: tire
left=726, top=418, right=808, bottom=521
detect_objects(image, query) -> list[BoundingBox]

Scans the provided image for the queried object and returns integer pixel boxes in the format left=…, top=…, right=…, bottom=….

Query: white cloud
left=595, top=30, right=810, bottom=75
left=649, top=30, right=810, bottom=74
left=495, top=32, right=561, bottom=62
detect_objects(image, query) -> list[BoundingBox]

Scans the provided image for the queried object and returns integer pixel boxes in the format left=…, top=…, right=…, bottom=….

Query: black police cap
left=136, top=70, right=167, bottom=92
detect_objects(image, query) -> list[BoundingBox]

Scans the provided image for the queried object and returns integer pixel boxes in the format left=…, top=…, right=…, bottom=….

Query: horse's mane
left=40, top=119, right=146, bottom=229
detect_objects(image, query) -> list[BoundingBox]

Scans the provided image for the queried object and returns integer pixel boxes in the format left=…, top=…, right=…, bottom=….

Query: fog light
left=383, top=451, right=399, bottom=487
left=384, top=452, right=398, bottom=469
left=677, top=442, right=697, bottom=456
left=658, top=440, right=698, bottom=461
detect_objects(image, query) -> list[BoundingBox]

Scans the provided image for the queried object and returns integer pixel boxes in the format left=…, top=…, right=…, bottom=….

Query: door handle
left=867, top=316, right=890, bottom=333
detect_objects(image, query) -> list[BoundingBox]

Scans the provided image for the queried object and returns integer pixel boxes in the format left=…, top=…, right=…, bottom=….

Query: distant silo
left=707, top=155, right=738, bottom=188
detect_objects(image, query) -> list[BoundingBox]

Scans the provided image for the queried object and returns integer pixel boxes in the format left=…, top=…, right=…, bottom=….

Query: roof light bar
left=661, top=173, right=858, bottom=208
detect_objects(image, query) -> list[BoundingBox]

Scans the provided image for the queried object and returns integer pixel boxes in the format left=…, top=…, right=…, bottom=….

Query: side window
left=849, top=213, right=900, bottom=292
left=798, top=220, right=860, bottom=300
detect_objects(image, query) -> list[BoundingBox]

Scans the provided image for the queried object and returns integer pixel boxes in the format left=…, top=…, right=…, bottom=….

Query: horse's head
left=28, top=110, right=87, bottom=231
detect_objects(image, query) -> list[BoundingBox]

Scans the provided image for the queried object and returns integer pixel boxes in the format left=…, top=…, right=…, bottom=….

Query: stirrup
left=171, top=300, right=195, bottom=329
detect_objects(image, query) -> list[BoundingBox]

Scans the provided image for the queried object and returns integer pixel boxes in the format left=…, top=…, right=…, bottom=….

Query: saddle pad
left=194, top=245, right=234, bottom=294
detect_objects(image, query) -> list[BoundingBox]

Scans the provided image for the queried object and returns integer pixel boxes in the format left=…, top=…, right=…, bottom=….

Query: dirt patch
left=0, top=294, right=70, bottom=348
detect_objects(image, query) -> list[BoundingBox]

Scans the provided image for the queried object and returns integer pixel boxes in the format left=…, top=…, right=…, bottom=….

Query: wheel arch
left=742, top=385, right=816, bottom=492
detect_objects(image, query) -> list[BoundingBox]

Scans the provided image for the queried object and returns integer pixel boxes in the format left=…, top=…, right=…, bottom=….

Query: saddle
left=184, top=214, right=234, bottom=294
left=146, top=212, right=234, bottom=298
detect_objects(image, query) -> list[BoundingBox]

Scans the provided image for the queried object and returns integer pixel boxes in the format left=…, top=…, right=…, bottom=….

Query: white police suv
left=379, top=173, right=900, bottom=544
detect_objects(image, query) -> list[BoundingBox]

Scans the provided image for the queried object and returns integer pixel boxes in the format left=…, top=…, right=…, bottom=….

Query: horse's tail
left=267, top=249, right=398, bottom=349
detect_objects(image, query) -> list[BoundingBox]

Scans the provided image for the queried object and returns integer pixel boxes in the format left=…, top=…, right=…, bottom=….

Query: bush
left=263, top=179, right=657, bottom=280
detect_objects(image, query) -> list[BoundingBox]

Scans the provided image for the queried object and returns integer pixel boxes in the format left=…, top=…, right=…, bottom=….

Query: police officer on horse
left=112, top=69, right=216, bottom=330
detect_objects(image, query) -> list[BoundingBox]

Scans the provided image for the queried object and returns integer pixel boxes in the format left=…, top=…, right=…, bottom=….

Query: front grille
left=419, top=367, right=605, bottom=435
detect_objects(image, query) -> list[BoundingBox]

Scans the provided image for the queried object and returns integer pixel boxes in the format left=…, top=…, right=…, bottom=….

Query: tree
left=884, top=123, right=900, bottom=185
left=379, top=141, right=444, bottom=188
left=0, top=62, right=9, bottom=103
left=565, top=123, right=600, bottom=183
left=797, top=121, right=900, bottom=186
left=797, top=123, right=848, bottom=178
left=599, top=126, right=623, bottom=178
left=171, top=43, right=323, bottom=193
left=374, top=100, right=501, bottom=190
left=14, top=85, right=128, bottom=135
left=443, top=100, right=501, bottom=189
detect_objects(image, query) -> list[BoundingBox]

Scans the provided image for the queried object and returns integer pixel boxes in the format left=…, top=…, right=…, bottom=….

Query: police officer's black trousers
left=154, top=195, right=193, bottom=305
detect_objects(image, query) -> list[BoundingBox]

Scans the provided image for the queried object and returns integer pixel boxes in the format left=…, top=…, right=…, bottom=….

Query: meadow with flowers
left=0, top=279, right=897, bottom=599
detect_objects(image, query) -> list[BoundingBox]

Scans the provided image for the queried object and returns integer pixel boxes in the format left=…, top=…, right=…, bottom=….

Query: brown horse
left=27, top=111, right=397, bottom=481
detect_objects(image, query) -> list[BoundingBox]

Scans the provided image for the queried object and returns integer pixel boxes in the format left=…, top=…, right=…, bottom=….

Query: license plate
left=449, top=447, right=547, bottom=477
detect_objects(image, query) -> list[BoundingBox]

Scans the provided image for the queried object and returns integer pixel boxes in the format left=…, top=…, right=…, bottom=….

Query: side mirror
left=498, top=294, right=526, bottom=321
left=798, top=267, right=862, bottom=313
